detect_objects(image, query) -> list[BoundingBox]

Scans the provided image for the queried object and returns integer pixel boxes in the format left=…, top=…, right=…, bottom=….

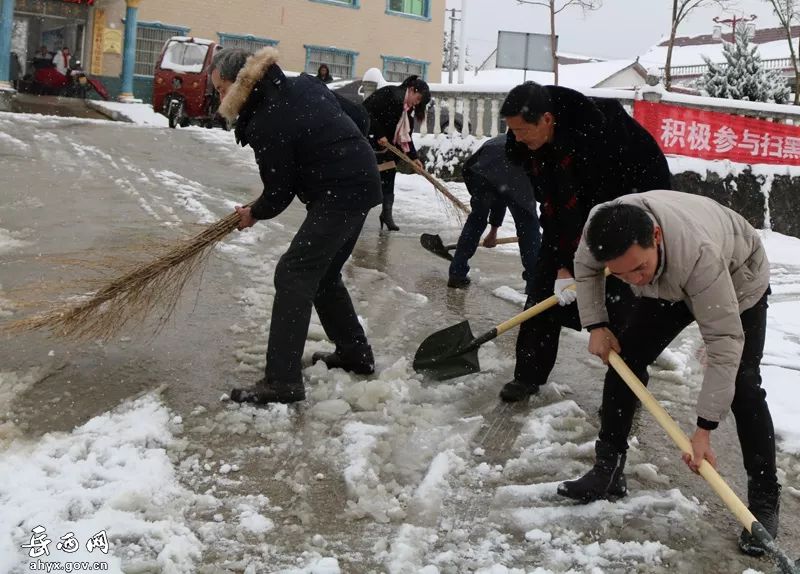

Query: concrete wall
left=127, top=0, right=444, bottom=80
left=415, top=140, right=800, bottom=239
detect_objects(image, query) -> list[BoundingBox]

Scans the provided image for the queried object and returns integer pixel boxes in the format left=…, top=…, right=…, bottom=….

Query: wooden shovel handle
left=608, top=351, right=758, bottom=532
left=482, top=236, right=519, bottom=247
left=445, top=236, right=520, bottom=250
left=496, top=293, right=561, bottom=335
left=382, top=141, right=471, bottom=215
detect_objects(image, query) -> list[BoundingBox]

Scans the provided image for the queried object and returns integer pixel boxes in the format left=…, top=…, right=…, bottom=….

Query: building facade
left=0, top=0, right=444, bottom=101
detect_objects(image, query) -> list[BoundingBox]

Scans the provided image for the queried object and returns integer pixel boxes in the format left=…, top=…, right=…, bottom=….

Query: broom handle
left=383, top=141, right=471, bottom=215
left=607, top=351, right=758, bottom=532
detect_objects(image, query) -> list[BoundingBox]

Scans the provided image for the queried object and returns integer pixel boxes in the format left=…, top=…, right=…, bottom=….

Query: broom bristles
left=3, top=209, right=243, bottom=341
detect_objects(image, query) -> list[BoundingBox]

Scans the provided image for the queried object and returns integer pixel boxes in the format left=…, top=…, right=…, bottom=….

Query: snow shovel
left=608, top=351, right=799, bottom=574
left=420, top=233, right=520, bottom=262
left=413, top=289, right=565, bottom=380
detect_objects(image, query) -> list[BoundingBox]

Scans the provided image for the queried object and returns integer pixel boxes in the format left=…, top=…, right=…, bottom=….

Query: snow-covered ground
left=1, top=111, right=800, bottom=573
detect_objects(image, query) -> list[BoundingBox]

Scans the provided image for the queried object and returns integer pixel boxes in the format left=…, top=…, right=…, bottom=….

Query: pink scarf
left=393, top=88, right=415, bottom=153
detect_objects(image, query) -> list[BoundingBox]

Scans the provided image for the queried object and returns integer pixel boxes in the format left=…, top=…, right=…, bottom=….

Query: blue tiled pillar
left=119, top=0, right=141, bottom=101
left=0, top=0, right=15, bottom=90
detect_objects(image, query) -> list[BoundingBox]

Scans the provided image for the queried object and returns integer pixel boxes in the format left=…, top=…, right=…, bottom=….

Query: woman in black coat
left=316, top=64, right=333, bottom=84
left=362, top=75, right=431, bottom=231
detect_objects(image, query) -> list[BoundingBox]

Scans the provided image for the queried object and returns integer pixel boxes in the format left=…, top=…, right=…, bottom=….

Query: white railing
left=359, top=69, right=800, bottom=138
left=662, top=57, right=797, bottom=79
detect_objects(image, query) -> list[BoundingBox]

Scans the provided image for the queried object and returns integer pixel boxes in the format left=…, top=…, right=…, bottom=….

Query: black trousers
left=380, top=167, right=396, bottom=201
left=266, top=205, right=371, bottom=386
left=514, top=253, right=636, bottom=385
left=599, top=289, right=777, bottom=487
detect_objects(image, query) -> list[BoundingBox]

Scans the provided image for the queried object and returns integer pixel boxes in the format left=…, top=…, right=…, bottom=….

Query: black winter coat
left=363, top=85, right=419, bottom=160
left=234, top=68, right=382, bottom=220
left=464, top=135, right=536, bottom=215
left=507, top=85, right=671, bottom=270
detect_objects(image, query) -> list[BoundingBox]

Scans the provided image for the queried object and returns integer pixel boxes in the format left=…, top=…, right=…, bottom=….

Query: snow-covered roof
left=445, top=59, right=644, bottom=89
left=168, top=36, right=215, bottom=45
left=640, top=25, right=800, bottom=68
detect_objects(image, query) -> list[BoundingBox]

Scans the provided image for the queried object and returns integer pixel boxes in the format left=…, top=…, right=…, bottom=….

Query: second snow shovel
left=608, top=352, right=799, bottom=574
left=413, top=290, right=565, bottom=380
left=420, top=233, right=519, bottom=262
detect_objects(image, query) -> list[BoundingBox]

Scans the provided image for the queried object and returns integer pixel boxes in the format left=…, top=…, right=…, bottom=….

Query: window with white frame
left=218, top=33, right=278, bottom=53
left=136, top=23, right=188, bottom=76
left=305, top=46, right=356, bottom=79
left=382, top=56, right=427, bottom=82
left=387, top=0, right=429, bottom=18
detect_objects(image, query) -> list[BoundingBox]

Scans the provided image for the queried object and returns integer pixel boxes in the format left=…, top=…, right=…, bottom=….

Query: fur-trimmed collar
left=218, top=47, right=280, bottom=122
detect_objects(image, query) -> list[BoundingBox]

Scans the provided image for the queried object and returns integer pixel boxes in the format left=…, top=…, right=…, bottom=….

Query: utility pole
left=458, top=0, right=468, bottom=83
left=447, top=7, right=461, bottom=84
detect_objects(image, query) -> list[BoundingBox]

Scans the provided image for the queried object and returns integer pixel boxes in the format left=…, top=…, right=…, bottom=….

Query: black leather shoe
left=499, top=380, right=539, bottom=402
left=447, top=276, right=471, bottom=289
left=230, top=379, right=305, bottom=405
left=311, top=347, right=375, bottom=375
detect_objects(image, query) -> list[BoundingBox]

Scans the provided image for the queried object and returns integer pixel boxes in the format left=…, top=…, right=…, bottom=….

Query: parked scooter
left=18, top=58, right=109, bottom=100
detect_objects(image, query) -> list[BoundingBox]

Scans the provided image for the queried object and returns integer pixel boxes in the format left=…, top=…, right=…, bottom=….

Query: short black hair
left=399, top=75, right=431, bottom=121
left=500, top=82, right=553, bottom=123
left=211, top=48, right=252, bottom=82
left=586, top=202, right=655, bottom=262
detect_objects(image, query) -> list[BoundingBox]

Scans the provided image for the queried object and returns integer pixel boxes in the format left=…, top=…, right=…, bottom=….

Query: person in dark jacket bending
left=363, top=75, right=431, bottom=231
left=448, top=135, right=541, bottom=292
left=211, top=48, right=382, bottom=405
left=498, top=82, right=672, bottom=403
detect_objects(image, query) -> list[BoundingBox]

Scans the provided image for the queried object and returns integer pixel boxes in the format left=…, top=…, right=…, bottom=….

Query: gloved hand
left=554, top=277, right=577, bottom=306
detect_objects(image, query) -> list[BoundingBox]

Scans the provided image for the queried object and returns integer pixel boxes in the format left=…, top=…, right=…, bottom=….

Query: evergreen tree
left=701, top=27, right=791, bottom=103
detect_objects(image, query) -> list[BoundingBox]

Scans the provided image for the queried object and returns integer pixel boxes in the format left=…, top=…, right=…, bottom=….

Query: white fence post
left=447, top=97, right=457, bottom=136
left=490, top=99, right=500, bottom=137
left=461, top=98, right=471, bottom=137
left=476, top=99, right=485, bottom=138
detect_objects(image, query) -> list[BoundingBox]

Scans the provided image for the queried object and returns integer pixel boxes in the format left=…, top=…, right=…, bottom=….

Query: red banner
left=633, top=100, right=800, bottom=166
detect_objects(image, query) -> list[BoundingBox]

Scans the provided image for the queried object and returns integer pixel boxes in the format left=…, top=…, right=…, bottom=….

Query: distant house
left=451, top=50, right=648, bottom=89
left=640, top=25, right=800, bottom=87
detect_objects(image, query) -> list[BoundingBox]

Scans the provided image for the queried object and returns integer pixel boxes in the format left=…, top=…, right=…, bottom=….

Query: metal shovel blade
left=420, top=233, right=454, bottom=261
left=413, top=320, right=481, bottom=381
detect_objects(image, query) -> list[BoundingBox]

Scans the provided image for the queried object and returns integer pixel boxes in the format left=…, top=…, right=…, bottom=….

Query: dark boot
left=447, top=276, right=471, bottom=289
left=557, top=440, right=628, bottom=503
left=499, top=380, right=539, bottom=402
left=379, top=194, right=399, bottom=231
left=230, top=378, right=305, bottom=405
left=738, top=481, right=781, bottom=556
left=312, top=345, right=375, bottom=375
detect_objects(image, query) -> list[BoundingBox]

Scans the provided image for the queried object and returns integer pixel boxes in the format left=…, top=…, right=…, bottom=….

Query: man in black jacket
left=211, top=48, right=382, bottom=404
left=498, top=82, right=671, bottom=403
left=448, top=135, right=541, bottom=292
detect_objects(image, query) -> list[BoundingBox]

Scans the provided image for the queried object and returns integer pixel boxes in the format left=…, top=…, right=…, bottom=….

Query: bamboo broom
left=382, top=141, right=470, bottom=222
left=3, top=207, right=247, bottom=341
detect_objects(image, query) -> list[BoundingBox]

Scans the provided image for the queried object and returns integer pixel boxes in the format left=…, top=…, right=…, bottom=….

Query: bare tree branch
left=766, top=0, right=800, bottom=103
left=516, top=0, right=603, bottom=85
left=664, top=0, right=735, bottom=89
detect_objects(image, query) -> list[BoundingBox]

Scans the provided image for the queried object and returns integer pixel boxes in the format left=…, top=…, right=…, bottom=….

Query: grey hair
left=211, top=48, right=252, bottom=82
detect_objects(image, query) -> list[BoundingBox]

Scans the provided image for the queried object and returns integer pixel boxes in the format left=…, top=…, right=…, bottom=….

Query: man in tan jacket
left=558, top=190, right=779, bottom=556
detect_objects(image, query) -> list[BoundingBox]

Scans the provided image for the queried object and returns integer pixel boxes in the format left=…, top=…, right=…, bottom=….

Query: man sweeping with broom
left=211, top=48, right=382, bottom=404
